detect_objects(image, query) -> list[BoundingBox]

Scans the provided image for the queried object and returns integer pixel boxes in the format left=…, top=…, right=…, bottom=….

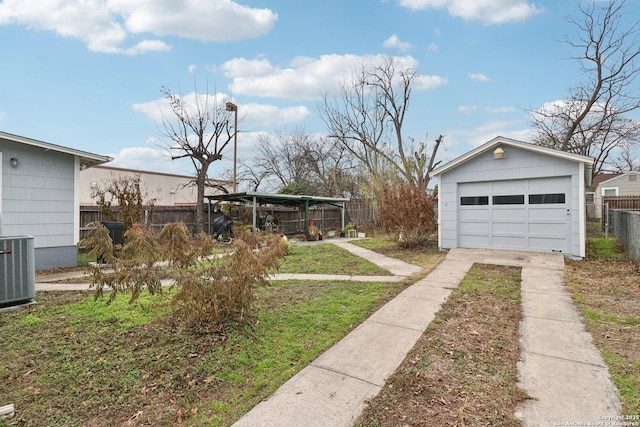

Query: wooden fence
left=80, top=201, right=375, bottom=239
left=601, top=195, right=640, bottom=230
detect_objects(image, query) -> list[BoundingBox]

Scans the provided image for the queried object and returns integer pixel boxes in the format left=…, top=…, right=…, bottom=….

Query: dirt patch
left=355, top=264, right=529, bottom=426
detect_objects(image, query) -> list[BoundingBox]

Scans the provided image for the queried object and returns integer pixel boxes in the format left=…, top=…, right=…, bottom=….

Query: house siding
left=438, top=145, right=584, bottom=257
left=1, top=140, right=77, bottom=269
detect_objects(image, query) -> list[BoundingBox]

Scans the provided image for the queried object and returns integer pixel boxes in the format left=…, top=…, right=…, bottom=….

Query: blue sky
left=1, top=0, right=637, bottom=184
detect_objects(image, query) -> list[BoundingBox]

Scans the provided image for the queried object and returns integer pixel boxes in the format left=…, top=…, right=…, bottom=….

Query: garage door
left=458, top=177, right=571, bottom=253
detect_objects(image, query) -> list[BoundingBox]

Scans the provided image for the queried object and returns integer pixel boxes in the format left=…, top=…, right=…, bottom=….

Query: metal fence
left=610, top=209, right=640, bottom=264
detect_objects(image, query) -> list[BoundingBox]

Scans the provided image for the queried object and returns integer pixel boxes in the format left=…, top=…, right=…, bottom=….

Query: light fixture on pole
left=225, top=101, right=238, bottom=193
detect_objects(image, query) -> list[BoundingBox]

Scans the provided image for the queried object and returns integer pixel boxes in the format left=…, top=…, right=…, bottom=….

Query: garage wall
left=1, top=140, right=78, bottom=269
left=438, top=145, right=584, bottom=257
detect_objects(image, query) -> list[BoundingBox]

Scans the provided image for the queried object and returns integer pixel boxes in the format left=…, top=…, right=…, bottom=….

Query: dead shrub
left=377, top=180, right=437, bottom=248
left=172, top=230, right=287, bottom=326
left=79, top=222, right=287, bottom=327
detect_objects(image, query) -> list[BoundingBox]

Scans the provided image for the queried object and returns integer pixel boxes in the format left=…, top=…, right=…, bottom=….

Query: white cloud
left=0, top=110, right=5, bottom=120
left=398, top=0, right=543, bottom=24
left=0, top=0, right=277, bottom=55
left=426, top=42, right=439, bottom=52
left=383, top=34, right=412, bottom=52
left=107, top=146, right=181, bottom=172
left=225, top=54, right=447, bottom=100
left=486, top=106, right=516, bottom=113
left=458, top=105, right=477, bottom=114
left=133, top=93, right=311, bottom=127
left=468, top=72, right=490, bottom=82
left=188, top=64, right=198, bottom=74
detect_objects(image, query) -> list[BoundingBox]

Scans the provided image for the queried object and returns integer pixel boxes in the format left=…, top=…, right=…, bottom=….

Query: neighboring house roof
left=89, top=165, right=232, bottom=184
left=0, top=130, right=112, bottom=168
left=429, top=136, right=594, bottom=187
left=592, top=173, right=623, bottom=187
left=595, top=171, right=640, bottom=187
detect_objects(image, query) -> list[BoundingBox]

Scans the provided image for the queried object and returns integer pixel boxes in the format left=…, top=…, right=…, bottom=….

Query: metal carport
left=205, top=192, right=350, bottom=235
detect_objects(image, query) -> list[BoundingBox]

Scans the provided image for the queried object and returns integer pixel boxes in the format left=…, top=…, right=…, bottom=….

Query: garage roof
left=430, top=136, right=594, bottom=187
left=1, top=130, right=113, bottom=168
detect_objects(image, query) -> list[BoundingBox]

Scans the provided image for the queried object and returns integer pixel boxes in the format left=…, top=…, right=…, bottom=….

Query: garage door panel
left=460, top=222, right=490, bottom=234
left=492, top=208, right=526, bottom=220
left=529, top=237, right=566, bottom=251
left=459, top=208, right=491, bottom=220
left=493, top=222, right=527, bottom=234
left=528, top=206, right=567, bottom=220
left=529, top=223, right=567, bottom=234
left=492, top=235, right=527, bottom=248
left=459, top=235, right=490, bottom=247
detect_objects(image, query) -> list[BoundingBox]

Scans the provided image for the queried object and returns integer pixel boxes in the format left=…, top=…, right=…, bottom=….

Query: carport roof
left=430, top=136, right=594, bottom=187
left=205, top=192, right=349, bottom=207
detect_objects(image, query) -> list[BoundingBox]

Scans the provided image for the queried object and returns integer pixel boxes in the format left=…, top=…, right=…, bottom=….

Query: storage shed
left=430, top=136, right=593, bottom=258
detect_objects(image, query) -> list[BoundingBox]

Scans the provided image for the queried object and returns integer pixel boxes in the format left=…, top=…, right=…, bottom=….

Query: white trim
left=74, top=157, right=80, bottom=244
left=579, top=163, right=586, bottom=258
left=0, top=152, right=3, bottom=236
left=601, top=187, right=619, bottom=196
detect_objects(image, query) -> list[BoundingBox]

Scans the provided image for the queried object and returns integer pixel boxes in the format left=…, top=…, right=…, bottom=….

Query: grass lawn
left=277, top=242, right=392, bottom=275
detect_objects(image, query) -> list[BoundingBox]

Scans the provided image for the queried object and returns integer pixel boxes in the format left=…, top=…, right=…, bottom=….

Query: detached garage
left=430, top=136, right=593, bottom=258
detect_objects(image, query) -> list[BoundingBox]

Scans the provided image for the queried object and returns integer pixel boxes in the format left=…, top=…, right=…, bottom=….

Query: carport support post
left=252, top=196, right=257, bottom=232
left=304, top=200, right=309, bottom=235
left=341, top=201, right=345, bottom=231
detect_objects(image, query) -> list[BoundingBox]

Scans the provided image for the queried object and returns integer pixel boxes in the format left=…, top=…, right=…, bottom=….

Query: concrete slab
left=521, top=291, right=582, bottom=323
left=399, top=283, right=453, bottom=303
left=233, top=365, right=381, bottom=427
left=366, top=295, right=446, bottom=331
left=520, top=316, right=608, bottom=366
left=311, top=320, right=423, bottom=385
left=416, top=260, right=473, bottom=286
left=331, top=242, right=423, bottom=276
left=517, top=353, right=620, bottom=426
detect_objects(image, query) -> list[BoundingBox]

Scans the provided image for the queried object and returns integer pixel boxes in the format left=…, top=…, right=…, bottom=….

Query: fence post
left=605, top=203, right=609, bottom=239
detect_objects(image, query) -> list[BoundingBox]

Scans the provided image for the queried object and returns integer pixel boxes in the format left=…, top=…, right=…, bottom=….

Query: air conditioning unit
left=0, top=236, right=35, bottom=307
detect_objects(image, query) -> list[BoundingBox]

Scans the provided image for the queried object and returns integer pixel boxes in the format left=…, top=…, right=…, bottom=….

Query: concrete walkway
left=32, top=241, right=621, bottom=425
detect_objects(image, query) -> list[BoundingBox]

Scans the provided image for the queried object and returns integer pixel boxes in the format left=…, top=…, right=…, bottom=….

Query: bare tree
left=159, top=84, right=235, bottom=233
left=317, top=56, right=442, bottom=193
left=530, top=0, right=640, bottom=178
left=248, top=128, right=359, bottom=196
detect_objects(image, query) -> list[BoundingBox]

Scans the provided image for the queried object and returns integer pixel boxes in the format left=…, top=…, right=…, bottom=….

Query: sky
left=1, top=0, right=638, bottom=187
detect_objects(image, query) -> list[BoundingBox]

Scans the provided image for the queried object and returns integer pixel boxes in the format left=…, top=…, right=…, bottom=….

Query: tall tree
left=249, top=128, right=359, bottom=196
left=317, top=56, right=442, bottom=193
left=159, top=84, right=236, bottom=233
left=530, top=0, right=640, bottom=178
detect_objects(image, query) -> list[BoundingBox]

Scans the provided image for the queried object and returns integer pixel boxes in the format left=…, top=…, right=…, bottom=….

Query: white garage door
left=458, top=177, right=571, bottom=253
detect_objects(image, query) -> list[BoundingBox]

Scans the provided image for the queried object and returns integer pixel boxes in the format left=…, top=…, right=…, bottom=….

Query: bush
left=377, top=181, right=437, bottom=248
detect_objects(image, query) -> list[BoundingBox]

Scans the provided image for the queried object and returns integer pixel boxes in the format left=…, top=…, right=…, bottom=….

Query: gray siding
left=1, top=140, right=77, bottom=269
left=439, top=146, right=583, bottom=257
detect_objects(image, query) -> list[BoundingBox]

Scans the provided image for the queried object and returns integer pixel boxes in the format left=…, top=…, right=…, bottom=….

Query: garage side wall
left=1, top=140, right=77, bottom=269
left=438, top=146, right=583, bottom=257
